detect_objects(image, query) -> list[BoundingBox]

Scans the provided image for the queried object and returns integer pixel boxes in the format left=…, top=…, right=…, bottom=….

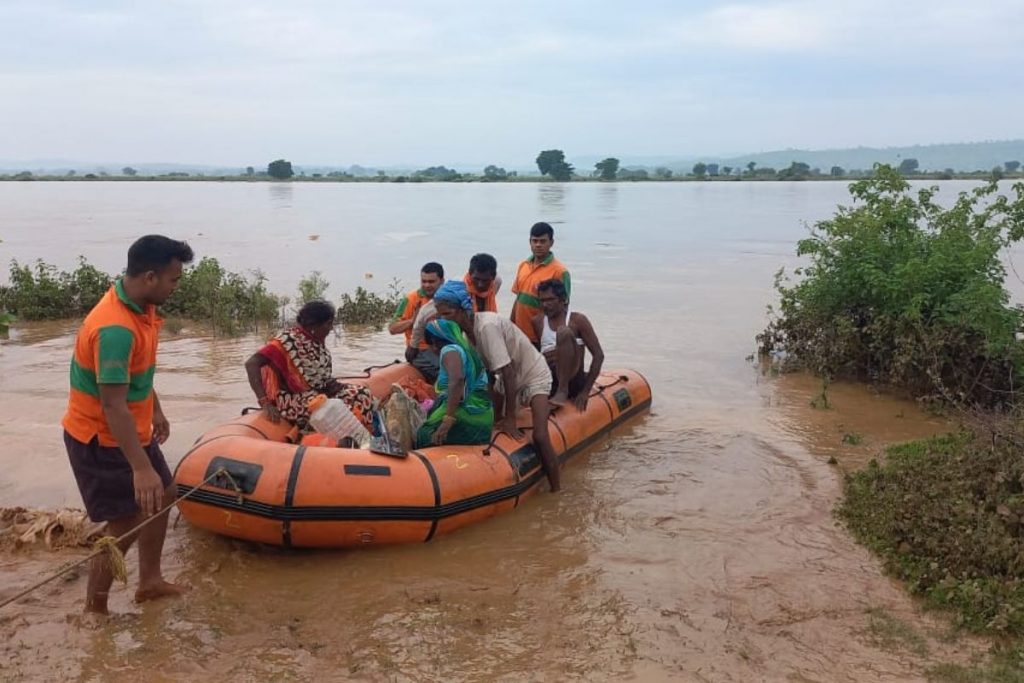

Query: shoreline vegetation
left=3, top=151, right=1022, bottom=184
left=3, top=170, right=1020, bottom=183
left=759, top=164, right=1024, bottom=680
left=0, top=257, right=403, bottom=336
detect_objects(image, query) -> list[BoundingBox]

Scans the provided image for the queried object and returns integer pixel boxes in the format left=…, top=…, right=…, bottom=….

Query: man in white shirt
left=433, top=281, right=562, bottom=492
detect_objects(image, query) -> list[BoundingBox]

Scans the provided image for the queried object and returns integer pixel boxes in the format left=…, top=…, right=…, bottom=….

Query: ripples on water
left=0, top=181, right=993, bottom=680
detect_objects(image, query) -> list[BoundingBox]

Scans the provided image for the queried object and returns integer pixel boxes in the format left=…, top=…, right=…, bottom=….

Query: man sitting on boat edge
left=532, top=278, right=604, bottom=411
left=389, top=261, right=444, bottom=382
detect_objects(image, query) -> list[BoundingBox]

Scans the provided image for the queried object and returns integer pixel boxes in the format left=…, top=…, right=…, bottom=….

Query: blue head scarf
left=433, top=280, right=473, bottom=312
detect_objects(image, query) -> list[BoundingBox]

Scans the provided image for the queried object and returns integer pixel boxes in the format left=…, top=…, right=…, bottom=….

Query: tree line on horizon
left=3, top=154, right=1022, bottom=183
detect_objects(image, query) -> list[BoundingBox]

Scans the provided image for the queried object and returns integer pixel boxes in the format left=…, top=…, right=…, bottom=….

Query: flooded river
left=0, top=180, right=997, bottom=680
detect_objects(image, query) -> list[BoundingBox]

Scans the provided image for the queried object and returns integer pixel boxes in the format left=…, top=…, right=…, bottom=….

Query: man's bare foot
left=549, top=391, right=568, bottom=408
left=83, top=591, right=110, bottom=615
left=134, top=580, right=186, bottom=603
left=76, top=610, right=108, bottom=626
left=69, top=611, right=110, bottom=630
left=73, top=611, right=140, bottom=629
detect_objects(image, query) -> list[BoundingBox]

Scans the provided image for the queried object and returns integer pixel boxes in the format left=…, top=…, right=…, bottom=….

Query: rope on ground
left=0, top=466, right=243, bottom=611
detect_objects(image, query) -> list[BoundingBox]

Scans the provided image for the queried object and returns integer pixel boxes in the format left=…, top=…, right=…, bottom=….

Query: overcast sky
left=2, top=0, right=1021, bottom=167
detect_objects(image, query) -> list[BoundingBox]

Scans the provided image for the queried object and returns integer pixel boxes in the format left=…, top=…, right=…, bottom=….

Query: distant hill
left=586, top=140, right=1024, bottom=174
left=3, top=140, right=1023, bottom=176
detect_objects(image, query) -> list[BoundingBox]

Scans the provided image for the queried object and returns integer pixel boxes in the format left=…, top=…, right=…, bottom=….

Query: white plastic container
left=307, top=394, right=371, bottom=447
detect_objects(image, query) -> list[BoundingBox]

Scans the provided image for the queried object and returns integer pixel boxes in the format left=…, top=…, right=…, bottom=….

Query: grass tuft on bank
left=839, top=429, right=1024, bottom=636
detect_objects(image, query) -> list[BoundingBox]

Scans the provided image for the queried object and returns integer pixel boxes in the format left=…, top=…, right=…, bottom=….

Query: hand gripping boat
left=173, top=363, right=651, bottom=548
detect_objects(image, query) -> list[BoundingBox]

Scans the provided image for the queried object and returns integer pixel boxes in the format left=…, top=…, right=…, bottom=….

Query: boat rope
left=0, top=466, right=243, bottom=611
left=335, top=359, right=403, bottom=380
left=595, top=374, right=630, bottom=393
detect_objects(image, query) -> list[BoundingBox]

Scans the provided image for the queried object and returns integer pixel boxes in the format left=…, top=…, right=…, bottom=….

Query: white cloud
left=684, top=3, right=834, bottom=52
left=662, top=0, right=1024, bottom=59
left=1, top=0, right=1022, bottom=164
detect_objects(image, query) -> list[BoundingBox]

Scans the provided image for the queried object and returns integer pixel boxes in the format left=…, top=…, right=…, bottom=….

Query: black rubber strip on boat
left=343, top=464, right=392, bottom=476
left=412, top=450, right=441, bottom=542
left=282, top=445, right=307, bottom=548
left=547, top=415, right=567, bottom=451
left=595, top=390, right=615, bottom=422
left=486, top=442, right=519, bottom=507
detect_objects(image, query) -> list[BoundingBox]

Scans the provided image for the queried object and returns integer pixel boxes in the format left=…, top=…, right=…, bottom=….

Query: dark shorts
left=412, top=348, right=440, bottom=384
left=549, top=364, right=588, bottom=398
left=64, top=431, right=173, bottom=522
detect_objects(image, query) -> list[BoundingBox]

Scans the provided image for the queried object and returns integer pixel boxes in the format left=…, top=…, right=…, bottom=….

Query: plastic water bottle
left=307, top=394, right=371, bottom=447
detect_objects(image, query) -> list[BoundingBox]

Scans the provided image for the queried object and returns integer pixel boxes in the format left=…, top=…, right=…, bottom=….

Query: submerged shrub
left=161, top=257, right=283, bottom=334
left=337, top=278, right=403, bottom=327
left=1, top=257, right=112, bottom=319
left=0, top=256, right=282, bottom=334
left=759, top=165, right=1024, bottom=408
left=0, top=311, right=14, bottom=337
left=297, top=271, right=330, bottom=304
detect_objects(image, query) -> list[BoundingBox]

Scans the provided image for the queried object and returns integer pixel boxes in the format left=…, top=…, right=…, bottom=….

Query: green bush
left=337, top=278, right=403, bottom=327
left=0, top=256, right=282, bottom=334
left=297, top=271, right=329, bottom=304
left=759, top=165, right=1024, bottom=407
left=0, top=257, right=112, bottom=319
left=839, top=430, right=1024, bottom=635
left=161, top=257, right=282, bottom=334
left=0, top=311, right=14, bottom=337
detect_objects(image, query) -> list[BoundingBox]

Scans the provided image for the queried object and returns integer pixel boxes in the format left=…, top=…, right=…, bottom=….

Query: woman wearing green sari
left=415, top=318, right=494, bottom=447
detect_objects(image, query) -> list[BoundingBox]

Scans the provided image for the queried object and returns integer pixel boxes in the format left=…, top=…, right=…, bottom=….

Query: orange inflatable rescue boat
left=174, top=362, right=651, bottom=548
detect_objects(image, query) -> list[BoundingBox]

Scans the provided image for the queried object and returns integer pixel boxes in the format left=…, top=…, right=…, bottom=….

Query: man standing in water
left=391, top=262, right=444, bottom=382
left=532, top=279, right=604, bottom=410
left=511, top=222, right=570, bottom=344
left=433, top=280, right=563, bottom=492
left=62, top=235, right=194, bottom=614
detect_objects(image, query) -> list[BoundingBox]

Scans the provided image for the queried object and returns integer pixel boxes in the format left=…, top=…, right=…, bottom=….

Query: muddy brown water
left=0, top=181, right=1005, bottom=681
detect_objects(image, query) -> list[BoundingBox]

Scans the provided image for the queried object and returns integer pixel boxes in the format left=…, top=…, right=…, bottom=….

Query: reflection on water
left=537, top=182, right=567, bottom=214
left=0, top=181, right=988, bottom=681
left=596, top=183, right=618, bottom=215
left=266, top=182, right=293, bottom=209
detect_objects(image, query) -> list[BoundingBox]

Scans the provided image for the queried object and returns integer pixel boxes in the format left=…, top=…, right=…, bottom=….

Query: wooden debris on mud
left=0, top=507, right=105, bottom=552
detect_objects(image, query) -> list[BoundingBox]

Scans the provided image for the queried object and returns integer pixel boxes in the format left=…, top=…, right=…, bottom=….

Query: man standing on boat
left=62, top=235, right=194, bottom=614
left=390, top=262, right=444, bottom=382
left=510, top=222, right=570, bottom=344
left=532, top=279, right=604, bottom=410
left=433, top=280, right=562, bottom=492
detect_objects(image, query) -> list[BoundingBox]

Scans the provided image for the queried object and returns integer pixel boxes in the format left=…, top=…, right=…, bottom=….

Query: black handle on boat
left=595, top=374, right=630, bottom=393
left=337, top=359, right=403, bottom=380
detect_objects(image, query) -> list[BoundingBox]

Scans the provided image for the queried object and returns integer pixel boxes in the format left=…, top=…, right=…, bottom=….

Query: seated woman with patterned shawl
left=244, top=300, right=373, bottom=430
left=415, top=318, right=494, bottom=447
